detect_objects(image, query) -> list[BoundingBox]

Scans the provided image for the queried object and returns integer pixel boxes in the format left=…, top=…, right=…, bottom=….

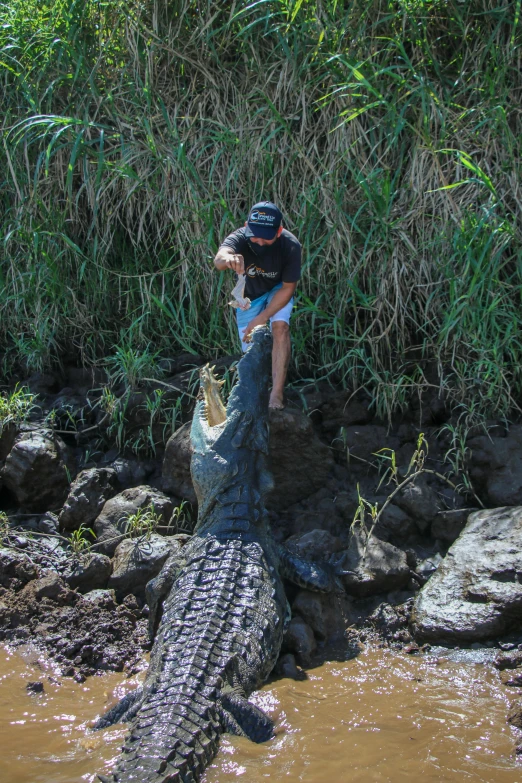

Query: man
left=214, top=201, right=301, bottom=410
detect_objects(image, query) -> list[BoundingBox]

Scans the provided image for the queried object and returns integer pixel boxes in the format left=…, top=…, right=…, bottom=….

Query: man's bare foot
left=269, top=393, right=285, bottom=410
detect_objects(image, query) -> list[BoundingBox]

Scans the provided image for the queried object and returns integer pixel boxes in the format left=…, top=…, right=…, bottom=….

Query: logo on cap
left=246, top=201, right=282, bottom=239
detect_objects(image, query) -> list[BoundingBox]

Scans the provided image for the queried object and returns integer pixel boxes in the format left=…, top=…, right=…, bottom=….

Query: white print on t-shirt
left=246, top=264, right=278, bottom=279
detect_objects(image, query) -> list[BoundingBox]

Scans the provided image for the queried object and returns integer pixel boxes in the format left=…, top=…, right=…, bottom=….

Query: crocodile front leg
left=278, top=545, right=343, bottom=593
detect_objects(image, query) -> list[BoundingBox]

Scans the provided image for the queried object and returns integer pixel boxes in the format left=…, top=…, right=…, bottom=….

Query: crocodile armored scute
left=96, top=327, right=339, bottom=783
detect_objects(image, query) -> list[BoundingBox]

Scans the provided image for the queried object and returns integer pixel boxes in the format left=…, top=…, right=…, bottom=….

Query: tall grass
left=1, top=0, right=521, bottom=418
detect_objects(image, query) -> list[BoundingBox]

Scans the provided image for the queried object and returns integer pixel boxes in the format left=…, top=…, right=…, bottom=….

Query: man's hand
left=224, top=253, right=245, bottom=274
left=242, top=314, right=267, bottom=342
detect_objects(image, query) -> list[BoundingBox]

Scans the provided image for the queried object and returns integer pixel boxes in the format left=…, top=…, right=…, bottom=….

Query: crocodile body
left=97, top=327, right=335, bottom=782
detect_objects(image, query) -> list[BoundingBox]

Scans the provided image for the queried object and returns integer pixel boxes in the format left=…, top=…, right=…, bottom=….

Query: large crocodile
left=97, top=326, right=338, bottom=783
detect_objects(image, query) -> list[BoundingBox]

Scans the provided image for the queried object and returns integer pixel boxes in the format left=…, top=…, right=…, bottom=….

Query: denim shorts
left=236, top=283, right=294, bottom=352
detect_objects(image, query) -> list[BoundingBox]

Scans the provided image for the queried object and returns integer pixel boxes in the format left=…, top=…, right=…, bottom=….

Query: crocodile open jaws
left=96, top=326, right=338, bottom=783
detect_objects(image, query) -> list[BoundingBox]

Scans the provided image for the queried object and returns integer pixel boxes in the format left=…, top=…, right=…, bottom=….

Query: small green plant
left=98, top=384, right=184, bottom=457
left=166, top=501, right=193, bottom=535
left=162, top=398, right=183, bottom=444
left=69, top=524, right=94, bottom=555
left=45, top=402, right=86, bottom=435
left=352, top=433, right=461, bottom=552
left=140, top=390, right=183, bottom=455
left=375, top=432, right=428, bottom=491
left=10, top=317, right=58, bottom=373
left=100, top=387, right=119, bottom=417
left=439, top=403, right=488, bottom=506
left=0, top=385, right=37, bottom=433
left=124, top=504, right=161, bottom=539
left=100, top=388, right=129, bottom=450
left=351, top=486, right=379, bottom=536
left=79, top=447, right=101, bottom=469
left=106, top=344, right=163, bottom=390
left=143, top=389, right=165, bottom=454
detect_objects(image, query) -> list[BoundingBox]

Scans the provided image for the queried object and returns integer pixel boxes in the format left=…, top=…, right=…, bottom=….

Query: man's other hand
left=242, top=314, right=267, bottom=342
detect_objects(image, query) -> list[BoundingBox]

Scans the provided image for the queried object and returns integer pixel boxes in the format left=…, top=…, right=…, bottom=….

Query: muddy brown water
left=1, top=644, right=521, bottom=783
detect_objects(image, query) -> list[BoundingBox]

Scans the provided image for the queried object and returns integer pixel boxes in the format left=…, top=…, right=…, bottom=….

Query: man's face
left=246, top=224, right=283, bottom=246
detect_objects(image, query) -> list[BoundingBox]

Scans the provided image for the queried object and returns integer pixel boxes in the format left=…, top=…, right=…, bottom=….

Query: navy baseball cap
left=245, top=201, right=283, bottom=240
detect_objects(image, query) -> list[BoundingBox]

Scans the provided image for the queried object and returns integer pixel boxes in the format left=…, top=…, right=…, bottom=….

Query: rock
left=368, top=603, right=404, bottom=635
left=30, top=573, right=69, bottom=601
left=469, top=426, right=522, bottom=506
left=81, top=588, right=116, bottom=608
left=431, top=509, right=473, bottom=543
left=333, top=490, right=357, bottom=519
left=411, top=507, right=522, bottom=643
left=110, top=458, right=156, bottom=489
left=11, top=535, right=29, bottom=549
left=2, top=430, right=74, bottom=512
left=507, top=699, right=522, bottom=729
left=162, top=423, right=196, bottom=504
left=163, top=408, right=335, bottom=512
left=289, top=382, right=326, bottom=421
left=283, top=616, right=316, bottom=665
left=320, top=393, right=372, bottom=435
left=64, top=365, right=107, bottom=394
left=93, top=486, right=175, bottom=556
left=338, top=425, right=400, bottom=465
left=494, top=650, right=522, bottom=671
left=157, top=353, right=205, bottom=376
left=38, top=512, right=59, bottom=535
left=292, top=586, right=354, bottom=645
left=0, top=423, right=17, bottom=467
left=108, top=534, right=178, bottom=599
left=372, top=502, right=417, bottom=544
left=335, top=529, right=410, bottom=597
left=59, top=468, right=118, bottom=531
left=285, top=529, right=345, bottom=562
left=394, top=478, right=442, bottom=534
left=267, top=408, right=334, bottom=509
left=276, top=653, right=300, bottom=679
left=122, top=593, right=141, bottom=614
left=0, top=548, right=38, bottom=587
left=409, top=390, right=448, bottom=426
left=500, top=670, right=522, bottom=687
left=48, top=392, right=89, bottom=432
left=24, top=372, right=60, bottom=395
left=280, top=494, right=344, bottom=538
left=293, top=591, right=327, bottom=640
left=65, top=553, right=112, bottom=592
left=26, top=681, right=44, bottom=694
left=416, top=552, right=444, bottom=580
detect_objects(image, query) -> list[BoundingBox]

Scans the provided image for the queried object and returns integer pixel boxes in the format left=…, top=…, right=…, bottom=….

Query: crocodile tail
left=103, top=684, right=222, bottom=782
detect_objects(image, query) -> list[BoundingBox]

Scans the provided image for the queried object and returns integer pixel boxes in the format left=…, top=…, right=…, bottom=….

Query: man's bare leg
left=270, top=321, right=290, bottom=409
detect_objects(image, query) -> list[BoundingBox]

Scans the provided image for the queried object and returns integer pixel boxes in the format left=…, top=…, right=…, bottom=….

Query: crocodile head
left=190, top=325, right=273, bottom=534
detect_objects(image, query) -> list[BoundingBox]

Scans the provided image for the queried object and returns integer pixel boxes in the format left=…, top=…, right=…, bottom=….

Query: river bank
left=1, top=353, right=522, bottom=775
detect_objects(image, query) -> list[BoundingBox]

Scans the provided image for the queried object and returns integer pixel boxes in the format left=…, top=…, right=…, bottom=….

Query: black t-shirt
left=219, top=227, right=301, bottom=301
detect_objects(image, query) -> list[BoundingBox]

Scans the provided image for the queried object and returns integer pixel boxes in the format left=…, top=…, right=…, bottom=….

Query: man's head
left=244, top=201, right=283, bottom=245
